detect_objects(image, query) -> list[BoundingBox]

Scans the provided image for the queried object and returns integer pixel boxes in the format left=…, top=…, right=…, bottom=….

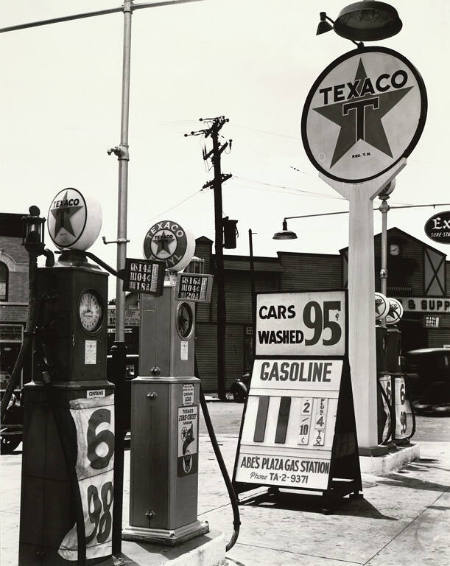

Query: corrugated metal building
left=195, top=228, right=450, bottom=392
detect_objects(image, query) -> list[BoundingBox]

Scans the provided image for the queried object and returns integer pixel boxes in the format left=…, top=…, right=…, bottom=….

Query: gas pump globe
left=123, top=220, right=209, bottom=545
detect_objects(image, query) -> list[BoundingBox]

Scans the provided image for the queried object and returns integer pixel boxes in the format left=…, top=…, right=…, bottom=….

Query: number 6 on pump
left=58, top=395, right=115, bottom=561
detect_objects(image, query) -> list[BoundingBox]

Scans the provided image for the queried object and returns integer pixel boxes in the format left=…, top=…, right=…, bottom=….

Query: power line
left=148, top=189, right=202, bottom=218
left=232, top=174, right=345, bottom=200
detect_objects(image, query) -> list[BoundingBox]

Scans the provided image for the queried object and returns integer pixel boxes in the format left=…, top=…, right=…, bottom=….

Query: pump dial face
left=79, top=291, right=103, bottom=332
left=177, top=302, right=193, bottom=338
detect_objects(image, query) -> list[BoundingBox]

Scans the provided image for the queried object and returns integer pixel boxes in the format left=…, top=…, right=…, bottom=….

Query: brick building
left=0, top=213, right=29, bottom=390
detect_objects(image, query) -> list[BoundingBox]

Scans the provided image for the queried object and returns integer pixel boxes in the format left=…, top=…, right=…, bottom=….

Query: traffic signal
left=223, top=217, right=238, bottom=249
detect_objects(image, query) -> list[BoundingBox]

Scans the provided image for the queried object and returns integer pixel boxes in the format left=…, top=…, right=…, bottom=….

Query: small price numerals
left=298, top=397, right=313, bottom=445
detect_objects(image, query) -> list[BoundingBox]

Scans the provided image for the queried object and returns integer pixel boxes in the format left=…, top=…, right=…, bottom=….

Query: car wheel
left=0, top=431, right=21, bottom=454
left=232, top=388, right=247, bottom=403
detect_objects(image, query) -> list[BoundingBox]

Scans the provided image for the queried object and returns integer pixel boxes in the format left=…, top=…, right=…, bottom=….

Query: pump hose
left=0, top=292, right=42, bottom=422
left=199, top=386, right=241, bottom=551
left=46, top=384, right=87, bottom=566
left=377, top=380, right=393, bottom=444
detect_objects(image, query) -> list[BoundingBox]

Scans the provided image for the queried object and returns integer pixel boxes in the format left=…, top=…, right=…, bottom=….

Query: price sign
left=123, top=258, right=165, bottom=295
left=234, top=290, right=361, bottom=499
left=176, top=273, right=213, bottom=303
left=235, top=359, right=342, bottom=490
left=58, top=395, right=115, bottom=561
left=256, top=291, right=346, bottom=356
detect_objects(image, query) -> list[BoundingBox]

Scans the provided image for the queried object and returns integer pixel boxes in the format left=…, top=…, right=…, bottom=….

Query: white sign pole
left=319, top=158, right=406, bottom=452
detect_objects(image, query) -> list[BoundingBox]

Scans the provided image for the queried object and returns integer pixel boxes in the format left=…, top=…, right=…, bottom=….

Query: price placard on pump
left=256, top=290, right=346, bottom=357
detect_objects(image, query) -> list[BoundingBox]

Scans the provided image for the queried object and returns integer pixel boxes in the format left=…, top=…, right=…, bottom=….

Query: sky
left=2, top=0, right=450, bottom=289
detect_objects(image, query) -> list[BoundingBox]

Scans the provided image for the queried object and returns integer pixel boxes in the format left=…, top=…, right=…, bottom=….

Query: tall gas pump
left=19, top=189, right=115, bottom=565
left=123, top=220, right=211, bottom=545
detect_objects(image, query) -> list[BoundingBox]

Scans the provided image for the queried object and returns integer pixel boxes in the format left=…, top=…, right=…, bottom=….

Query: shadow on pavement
left=378, top=471, right=450, bottom=493
left=239, top=491, right=397, bottom=521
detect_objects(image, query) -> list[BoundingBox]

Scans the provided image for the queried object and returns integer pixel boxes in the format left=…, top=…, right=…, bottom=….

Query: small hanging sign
left=122, top=258, right=165, bottom=295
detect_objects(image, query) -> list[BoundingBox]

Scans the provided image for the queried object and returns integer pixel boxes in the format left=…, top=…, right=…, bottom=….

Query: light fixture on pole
left=272, top=219, right=298, bottom=240
left=273, top=210, right=351, bottom=241
left=317, top=1, right=402, bottom=42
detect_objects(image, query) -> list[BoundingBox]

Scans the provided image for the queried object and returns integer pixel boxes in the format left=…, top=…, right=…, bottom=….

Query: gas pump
left=122, top=220, right=209, bottom=545
left=19, top=189, right=115, bottom=565
left=375, top=295, right=414, bottom=445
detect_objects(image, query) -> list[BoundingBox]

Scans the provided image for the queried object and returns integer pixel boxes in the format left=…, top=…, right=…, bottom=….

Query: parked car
left=405, top=348, right=450, bottom=415
left=229, top=371, right=251, bottom=402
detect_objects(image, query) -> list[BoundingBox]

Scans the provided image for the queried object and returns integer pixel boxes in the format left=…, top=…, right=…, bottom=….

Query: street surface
left=1, top=402, right=449, bottom=565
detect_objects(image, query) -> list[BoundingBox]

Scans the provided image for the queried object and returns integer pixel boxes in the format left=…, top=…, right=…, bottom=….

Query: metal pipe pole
left=379, top=196, right=390, bottom=297
left=248, top=229, right=256, bottom=364
left=248, top=229, right=256, bottom=324
left=116, top=0, right=132, bottom=339
left=111, top=0, right=132, bottom=555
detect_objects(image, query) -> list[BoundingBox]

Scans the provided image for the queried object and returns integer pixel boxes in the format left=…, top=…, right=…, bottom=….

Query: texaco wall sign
left=301, top=47, right=427, bottom=183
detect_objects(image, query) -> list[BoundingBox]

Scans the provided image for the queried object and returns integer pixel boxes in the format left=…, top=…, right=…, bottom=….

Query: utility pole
left=186, top=116, right=231, bottom=400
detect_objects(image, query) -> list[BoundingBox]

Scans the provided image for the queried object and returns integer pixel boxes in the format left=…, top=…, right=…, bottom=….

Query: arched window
left=0, top=262, right=8, bottom=301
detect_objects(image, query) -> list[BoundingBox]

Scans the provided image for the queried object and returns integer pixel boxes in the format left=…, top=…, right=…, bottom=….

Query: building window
left=424, top=315, right=440, bottom=328
left=0, top=262, right=8, bottom=301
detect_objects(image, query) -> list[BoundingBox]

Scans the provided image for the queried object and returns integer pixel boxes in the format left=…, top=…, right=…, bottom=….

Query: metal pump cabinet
left=123, top=280, right=208, bottom=545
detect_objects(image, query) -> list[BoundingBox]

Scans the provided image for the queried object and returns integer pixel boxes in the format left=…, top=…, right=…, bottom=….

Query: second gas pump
left=123, top=220, right=212, bottom=544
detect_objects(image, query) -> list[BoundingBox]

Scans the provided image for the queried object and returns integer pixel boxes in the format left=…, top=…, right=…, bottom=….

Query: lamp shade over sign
left=424, top=211, right=450, bottom=244
left=334, top=1, right=403, bottom=42
left=143, top=220, right=195, bottom=272
left=301, top=47, right=427, bottom=183
left=47, top=188, right=102, bottom=251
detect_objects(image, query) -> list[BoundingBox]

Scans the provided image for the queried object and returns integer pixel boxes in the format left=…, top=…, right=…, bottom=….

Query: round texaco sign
left=302, top=47, right=427, bottom=183
left=47, top=188, right=102, bottom=251
left=143, top=220, right=195, bottom=272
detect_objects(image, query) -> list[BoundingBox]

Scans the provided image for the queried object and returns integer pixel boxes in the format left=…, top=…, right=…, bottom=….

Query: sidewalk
left=1, top=435, right=449, bottom=565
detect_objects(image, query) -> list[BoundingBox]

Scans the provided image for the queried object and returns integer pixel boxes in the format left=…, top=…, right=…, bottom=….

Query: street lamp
left=317, top=1, right=402, bottom=42
left=273, top=210, right=350, bottom=240
left=272, top=219, right=298, bottom=240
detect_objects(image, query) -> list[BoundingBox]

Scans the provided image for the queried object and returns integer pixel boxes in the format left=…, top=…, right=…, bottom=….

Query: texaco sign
left=143, top=220, right=195, bottom=272
left=47, top=188, right=102, bottom=251
left=301, top=47, right=427, bottom=183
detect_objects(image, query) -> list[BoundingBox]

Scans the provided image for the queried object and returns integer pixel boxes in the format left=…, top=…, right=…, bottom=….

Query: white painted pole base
left=319, top=159, right=406, bottom=453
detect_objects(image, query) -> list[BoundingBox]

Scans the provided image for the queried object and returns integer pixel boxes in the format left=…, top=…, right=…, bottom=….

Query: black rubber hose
left=377, top=379, right=393, bottom=444
left=199, top=387, right=240, bottom=551
left=47, top=386, right=87, bottom=565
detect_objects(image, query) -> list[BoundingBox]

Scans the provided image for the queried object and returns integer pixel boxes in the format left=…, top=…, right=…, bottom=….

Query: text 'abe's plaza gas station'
left=1, top=2, right=450, bottom=566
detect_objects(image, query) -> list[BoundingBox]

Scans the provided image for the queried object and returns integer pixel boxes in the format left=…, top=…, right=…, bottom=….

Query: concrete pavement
left=1, top=417, right=450, bottom=565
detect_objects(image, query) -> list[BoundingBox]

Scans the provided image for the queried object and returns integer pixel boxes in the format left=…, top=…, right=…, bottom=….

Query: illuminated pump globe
left=375, top=292, right=389, bottom=322
left=385, top=297, right=404, bottom=326
left=47, top=188, right=102, bottom=251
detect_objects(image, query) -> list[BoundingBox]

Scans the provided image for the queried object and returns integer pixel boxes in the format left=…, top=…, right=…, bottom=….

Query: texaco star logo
left=144, top=220, right=188, bottom=269
left=47, top=188, right=86, bottom=247
left=313, top=59, right=412, bottom=168
left=301, top=47, right=427, bottom=183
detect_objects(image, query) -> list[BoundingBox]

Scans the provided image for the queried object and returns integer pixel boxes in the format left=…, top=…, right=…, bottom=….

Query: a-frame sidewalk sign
left=233, top=289, right=362, bottom=507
